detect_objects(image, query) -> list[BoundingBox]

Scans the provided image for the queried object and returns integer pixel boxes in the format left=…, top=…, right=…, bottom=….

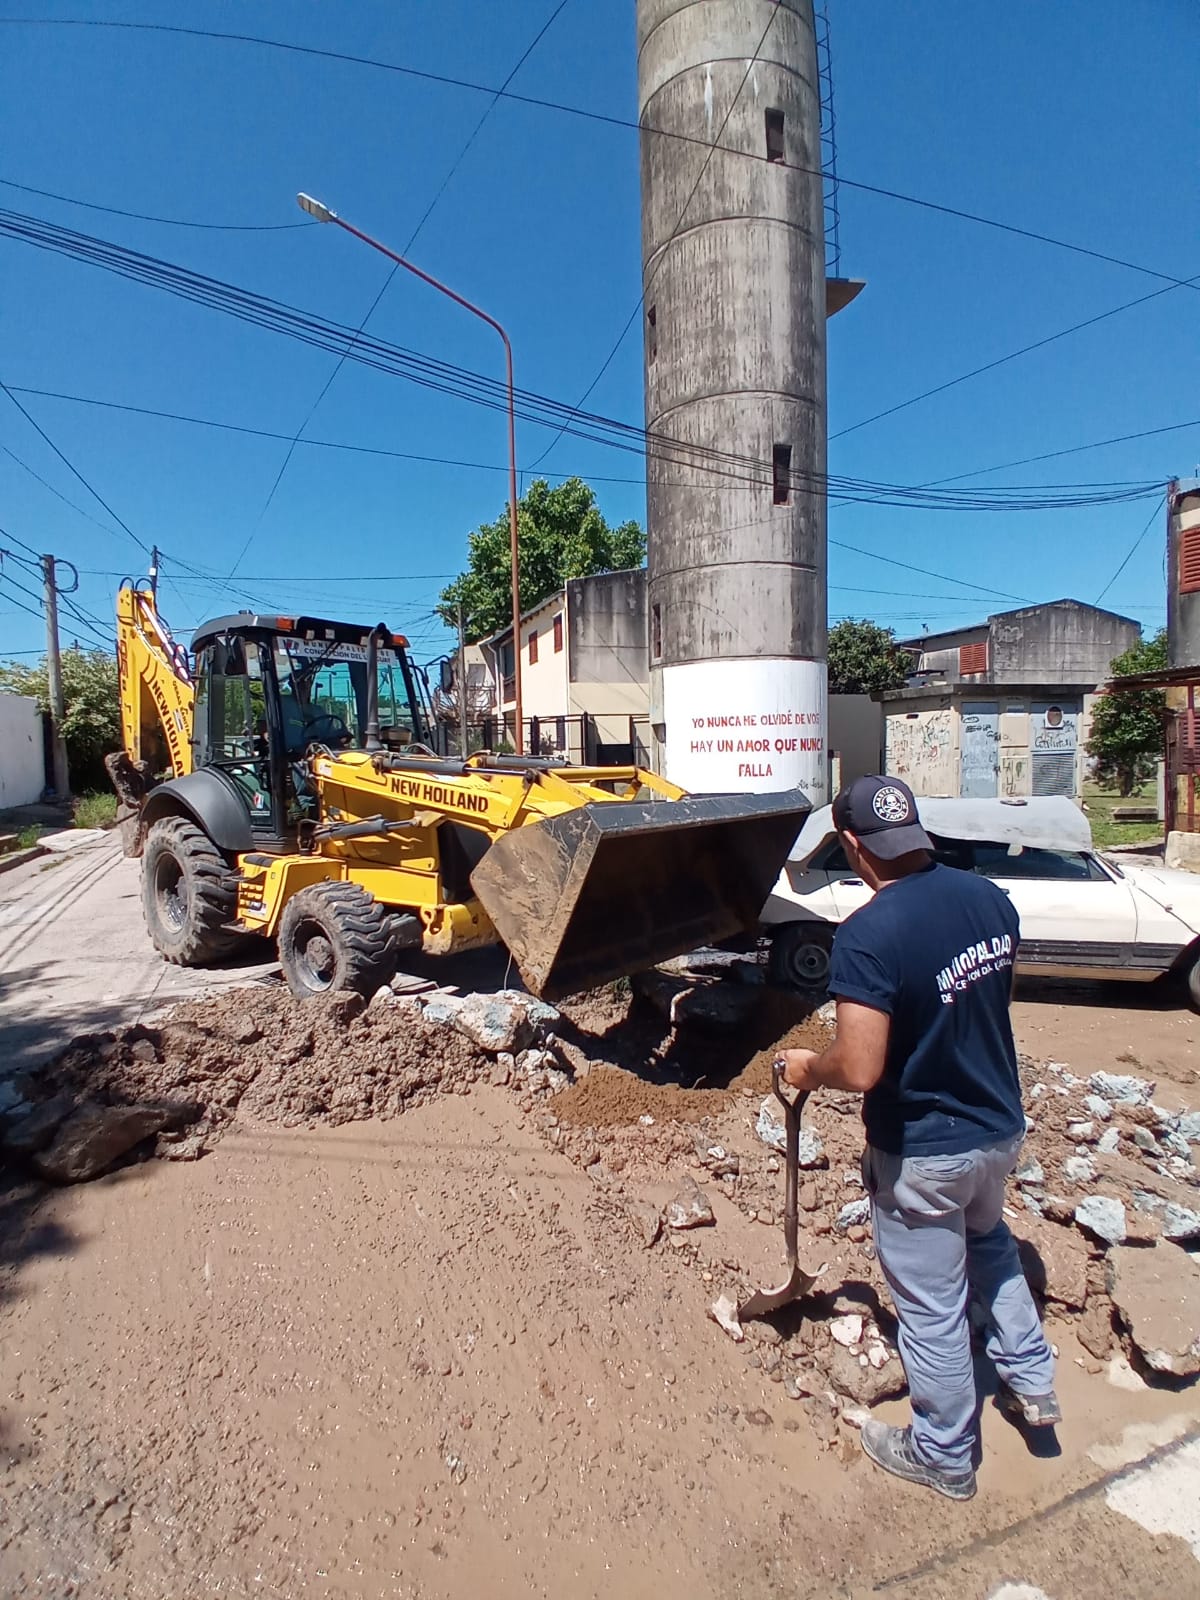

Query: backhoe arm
left=114, top=584, right=194, bottom=778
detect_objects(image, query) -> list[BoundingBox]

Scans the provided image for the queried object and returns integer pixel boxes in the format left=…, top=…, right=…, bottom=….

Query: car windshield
left=815, top=834, right=1106, bottom=882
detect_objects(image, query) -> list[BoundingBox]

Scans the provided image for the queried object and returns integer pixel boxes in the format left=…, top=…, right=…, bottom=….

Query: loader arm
left=274, top=748, right=810, bottom=998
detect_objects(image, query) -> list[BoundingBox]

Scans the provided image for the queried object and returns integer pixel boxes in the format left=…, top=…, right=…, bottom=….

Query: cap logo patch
left=872, top=785, right=910, bottom=823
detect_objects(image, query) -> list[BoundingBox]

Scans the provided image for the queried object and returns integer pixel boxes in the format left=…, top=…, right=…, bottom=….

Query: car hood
left=1121, top=862, right=1200, bottom=935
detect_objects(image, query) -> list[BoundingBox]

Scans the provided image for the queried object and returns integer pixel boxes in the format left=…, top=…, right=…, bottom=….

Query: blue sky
left=1, top=0, right=1196, bottom=668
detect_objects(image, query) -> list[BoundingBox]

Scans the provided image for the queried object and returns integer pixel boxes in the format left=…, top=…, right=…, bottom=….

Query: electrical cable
left=3, top=17, right=1196, bottom=294
left=831, top=274, right=1200, bottom=442
left=526, top=1, right=781, bottom=468
left=1094, top=494, right=1167, bottom=605
left=0, top=213, right=1164, bottom=511
left=233, top=0, right=573, bottom=575
left=12, top=382, right=1198, bottom=503
left=0, top=175, right=314, bottom=232
left=0, top=378, right=149, bottom=553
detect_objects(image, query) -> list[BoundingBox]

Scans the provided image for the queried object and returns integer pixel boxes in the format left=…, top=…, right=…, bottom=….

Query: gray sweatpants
left=863, top=1136, right=1055, bottom=1472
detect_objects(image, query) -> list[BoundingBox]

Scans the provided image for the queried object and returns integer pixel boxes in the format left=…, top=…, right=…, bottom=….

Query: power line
left=0, top=379, right=149, bottom=553
left=0, top=175, right=314, bottom=232
left=831, top=274, right=1200, bottom=442
left=1095, top=494, right=1167, bottom=605
left=233, top=0, right=573, bottom=575
left=4, top=17, right=1196, bottom=294
left=0, top=219, right=1164, bottom=511
left=15, top=382, right=1198, bottom=502
left=527, top=1, right=781, bottom=468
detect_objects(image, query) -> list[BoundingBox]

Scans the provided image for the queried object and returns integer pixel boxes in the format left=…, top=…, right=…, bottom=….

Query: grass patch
left=16, top=823, right=43, bottom=849
left=73, top=791, right=118, bottom=830
left=1083, top=782, right=1162, bottom=850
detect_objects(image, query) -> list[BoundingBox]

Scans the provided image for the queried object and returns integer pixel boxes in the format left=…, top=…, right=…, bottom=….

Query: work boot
left=860, top=1422, right=977, bottom=1501
left=997, top=1384, right=1062, bottom=1428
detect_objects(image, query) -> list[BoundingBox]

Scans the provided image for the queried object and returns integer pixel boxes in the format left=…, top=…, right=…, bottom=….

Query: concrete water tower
left=639, top=0, right=856, bottom=801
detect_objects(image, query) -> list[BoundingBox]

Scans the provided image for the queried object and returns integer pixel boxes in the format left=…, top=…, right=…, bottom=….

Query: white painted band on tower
left=662, top=658, right=826, bottom=794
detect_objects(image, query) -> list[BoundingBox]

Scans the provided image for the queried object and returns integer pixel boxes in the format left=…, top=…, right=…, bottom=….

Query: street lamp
left=297, top=192, right=525, bottom=754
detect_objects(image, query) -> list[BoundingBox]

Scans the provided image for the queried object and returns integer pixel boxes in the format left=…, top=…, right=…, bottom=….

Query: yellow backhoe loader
left=107, top=581, right=810, bottom=1001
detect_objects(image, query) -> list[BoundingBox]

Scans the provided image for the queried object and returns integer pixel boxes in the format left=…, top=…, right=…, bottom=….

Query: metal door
left=960, top=703, right=1000, bottom=797
left=1030, top=700, right=1080, bottom=797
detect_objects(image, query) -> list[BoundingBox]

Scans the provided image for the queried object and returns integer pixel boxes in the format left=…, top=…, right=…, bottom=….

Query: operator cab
left=190, top=613, right=428, bottom=846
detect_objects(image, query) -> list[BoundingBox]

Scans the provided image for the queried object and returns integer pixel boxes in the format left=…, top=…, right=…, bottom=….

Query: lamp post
left=297, top=192, right=524, bottom=753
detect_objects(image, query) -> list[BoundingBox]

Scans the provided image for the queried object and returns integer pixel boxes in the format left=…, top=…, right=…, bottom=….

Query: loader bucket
left=469, top=789, right=811, bottom=1000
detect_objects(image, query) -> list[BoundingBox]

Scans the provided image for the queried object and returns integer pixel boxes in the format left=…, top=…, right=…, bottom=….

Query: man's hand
left=779, top=1047, right=819, bottom=1091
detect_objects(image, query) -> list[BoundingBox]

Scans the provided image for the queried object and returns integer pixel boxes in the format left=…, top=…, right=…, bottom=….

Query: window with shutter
left=553, top=613, right=563, bottom=653
left=1180, top=524, right=1200, bottom=594
left=528, top=630, right=538, bottom=665
left=959, top=641, right=988, bottom=675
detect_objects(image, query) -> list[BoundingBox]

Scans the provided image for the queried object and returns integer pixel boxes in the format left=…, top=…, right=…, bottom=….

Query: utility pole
left=456, top=603, right=470, bottom=759
left=42, top=553, right=70, bottom=800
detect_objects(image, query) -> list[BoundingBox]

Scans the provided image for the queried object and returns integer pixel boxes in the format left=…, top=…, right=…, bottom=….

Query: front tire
left=768, top=922, right=835, bottom=992
left=1185, top=947, right=1200, bottom=1013
left=142, top=816, right=239, bottom=966
left=278, top=881, right=399, bottom=1000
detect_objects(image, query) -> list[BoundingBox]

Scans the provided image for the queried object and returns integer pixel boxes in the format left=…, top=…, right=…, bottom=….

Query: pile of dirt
left=18, top=985, right=483, bottom=1158
left=551, top=1012, right=834, bottom=1128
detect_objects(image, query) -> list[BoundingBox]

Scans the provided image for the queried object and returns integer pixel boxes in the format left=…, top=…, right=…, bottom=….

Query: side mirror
left=439, top=658, right=454, bottom=694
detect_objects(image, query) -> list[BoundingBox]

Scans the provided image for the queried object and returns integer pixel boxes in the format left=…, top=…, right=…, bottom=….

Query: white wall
left=0, top=693, right=45, bottom=809
left=828, top=695, right=882, bottom=785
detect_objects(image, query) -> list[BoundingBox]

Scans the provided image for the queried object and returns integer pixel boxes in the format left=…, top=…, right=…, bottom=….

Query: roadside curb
left=0, top=846, right=45, bottom=877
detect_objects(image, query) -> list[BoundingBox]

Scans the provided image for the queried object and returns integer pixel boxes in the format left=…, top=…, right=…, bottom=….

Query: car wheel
left=768, top=923, right=835, bottom=992
left=1185, top=947, right=1200, bottom=1014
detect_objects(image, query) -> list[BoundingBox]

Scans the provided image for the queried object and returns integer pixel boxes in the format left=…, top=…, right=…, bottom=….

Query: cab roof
left=191, top=613, right=398, bottom=651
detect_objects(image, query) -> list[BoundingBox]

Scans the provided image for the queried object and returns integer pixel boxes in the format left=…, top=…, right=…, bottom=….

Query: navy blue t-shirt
left=829, top=861, right=1024, bottom=1156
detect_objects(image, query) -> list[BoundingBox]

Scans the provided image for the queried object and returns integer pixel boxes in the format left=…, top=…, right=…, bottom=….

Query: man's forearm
left=802, top=1038, right=870, bottom=1094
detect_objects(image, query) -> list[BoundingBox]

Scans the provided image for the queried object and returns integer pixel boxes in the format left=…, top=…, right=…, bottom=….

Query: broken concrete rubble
left=33, top=1101, right=186, bottom=1184
left=1107, top=1244, right=1200, bottom=1379
left=1088, top=1071, right=1156, bottom=1106
left=665, top=1176, right=714, bottom=1230
left=1074, top=1195, right=1126, bottom=1246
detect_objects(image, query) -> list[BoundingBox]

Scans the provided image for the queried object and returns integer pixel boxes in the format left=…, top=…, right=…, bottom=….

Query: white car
left=762, top=795, right=1200, bottom=1010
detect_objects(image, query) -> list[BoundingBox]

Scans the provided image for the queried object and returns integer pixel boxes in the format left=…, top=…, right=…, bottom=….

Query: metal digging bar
left=737, top=1063, right=821, bottom=1321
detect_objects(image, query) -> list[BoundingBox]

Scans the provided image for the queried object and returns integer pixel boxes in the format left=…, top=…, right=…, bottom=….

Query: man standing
left=780, top=775, right=1057, bottom=1501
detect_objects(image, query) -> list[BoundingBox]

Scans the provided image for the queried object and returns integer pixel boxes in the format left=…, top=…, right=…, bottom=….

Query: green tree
left=0, top=646, right=120, bottom=790
left=1085, top=628, right=1168, bottom=797
left=439, top=477, right=645, bottom=640
left=827, top=618, right=912, bottom=695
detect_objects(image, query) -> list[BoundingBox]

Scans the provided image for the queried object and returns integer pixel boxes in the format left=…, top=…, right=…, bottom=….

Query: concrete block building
left=882, top=599, right=1140, bottom=799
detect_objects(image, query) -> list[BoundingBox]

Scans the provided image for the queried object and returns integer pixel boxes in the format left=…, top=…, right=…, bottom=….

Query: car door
left=970, top=842, right=1139, bottom=979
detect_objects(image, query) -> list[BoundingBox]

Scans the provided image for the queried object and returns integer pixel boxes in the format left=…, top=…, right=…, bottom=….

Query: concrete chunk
left=1089, top=1071, right=1156, bottom=1106
left=1074, top=1195, right=1127, bottom=1246
left=1107, top=1243, right=1200, bottom=1378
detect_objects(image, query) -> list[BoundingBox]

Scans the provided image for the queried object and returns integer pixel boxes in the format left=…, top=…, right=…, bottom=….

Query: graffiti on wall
left=886, top=709, right=956, bottom=795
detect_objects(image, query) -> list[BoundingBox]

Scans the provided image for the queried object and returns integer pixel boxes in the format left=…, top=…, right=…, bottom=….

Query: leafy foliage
left=438, top=477, right=645, bottom=640
left=0, top=647, right=120, bottom=790
left=1085, top=628, right=1168, bottom=797
left=827, top=618, right=912, bottom=695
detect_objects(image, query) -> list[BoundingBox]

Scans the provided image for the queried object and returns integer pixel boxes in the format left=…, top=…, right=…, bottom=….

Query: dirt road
left=2, top=1087, right=1197, bottom=1599
left=1, top=854, right=1198, bottom=1596
left=0, top=836, right=277, bottom=1074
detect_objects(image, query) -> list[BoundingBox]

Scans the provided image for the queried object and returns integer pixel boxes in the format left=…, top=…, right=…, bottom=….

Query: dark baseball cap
left=831, top=775, right=933, bottom=861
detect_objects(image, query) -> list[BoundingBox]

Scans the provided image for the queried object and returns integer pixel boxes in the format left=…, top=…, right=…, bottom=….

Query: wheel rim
left=153, top=853, right=188, bottom=932
left=782, top=933, right=832, bottom=988
left=291, top=920, right=337, bottom=991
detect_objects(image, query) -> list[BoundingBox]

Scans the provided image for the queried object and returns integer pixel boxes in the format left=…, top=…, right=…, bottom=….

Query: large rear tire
left=278, top=881, right=399, bottom=1000
left=768, top=922, right=835, bottom=993
left=142, top=815, right=239, bottom=966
